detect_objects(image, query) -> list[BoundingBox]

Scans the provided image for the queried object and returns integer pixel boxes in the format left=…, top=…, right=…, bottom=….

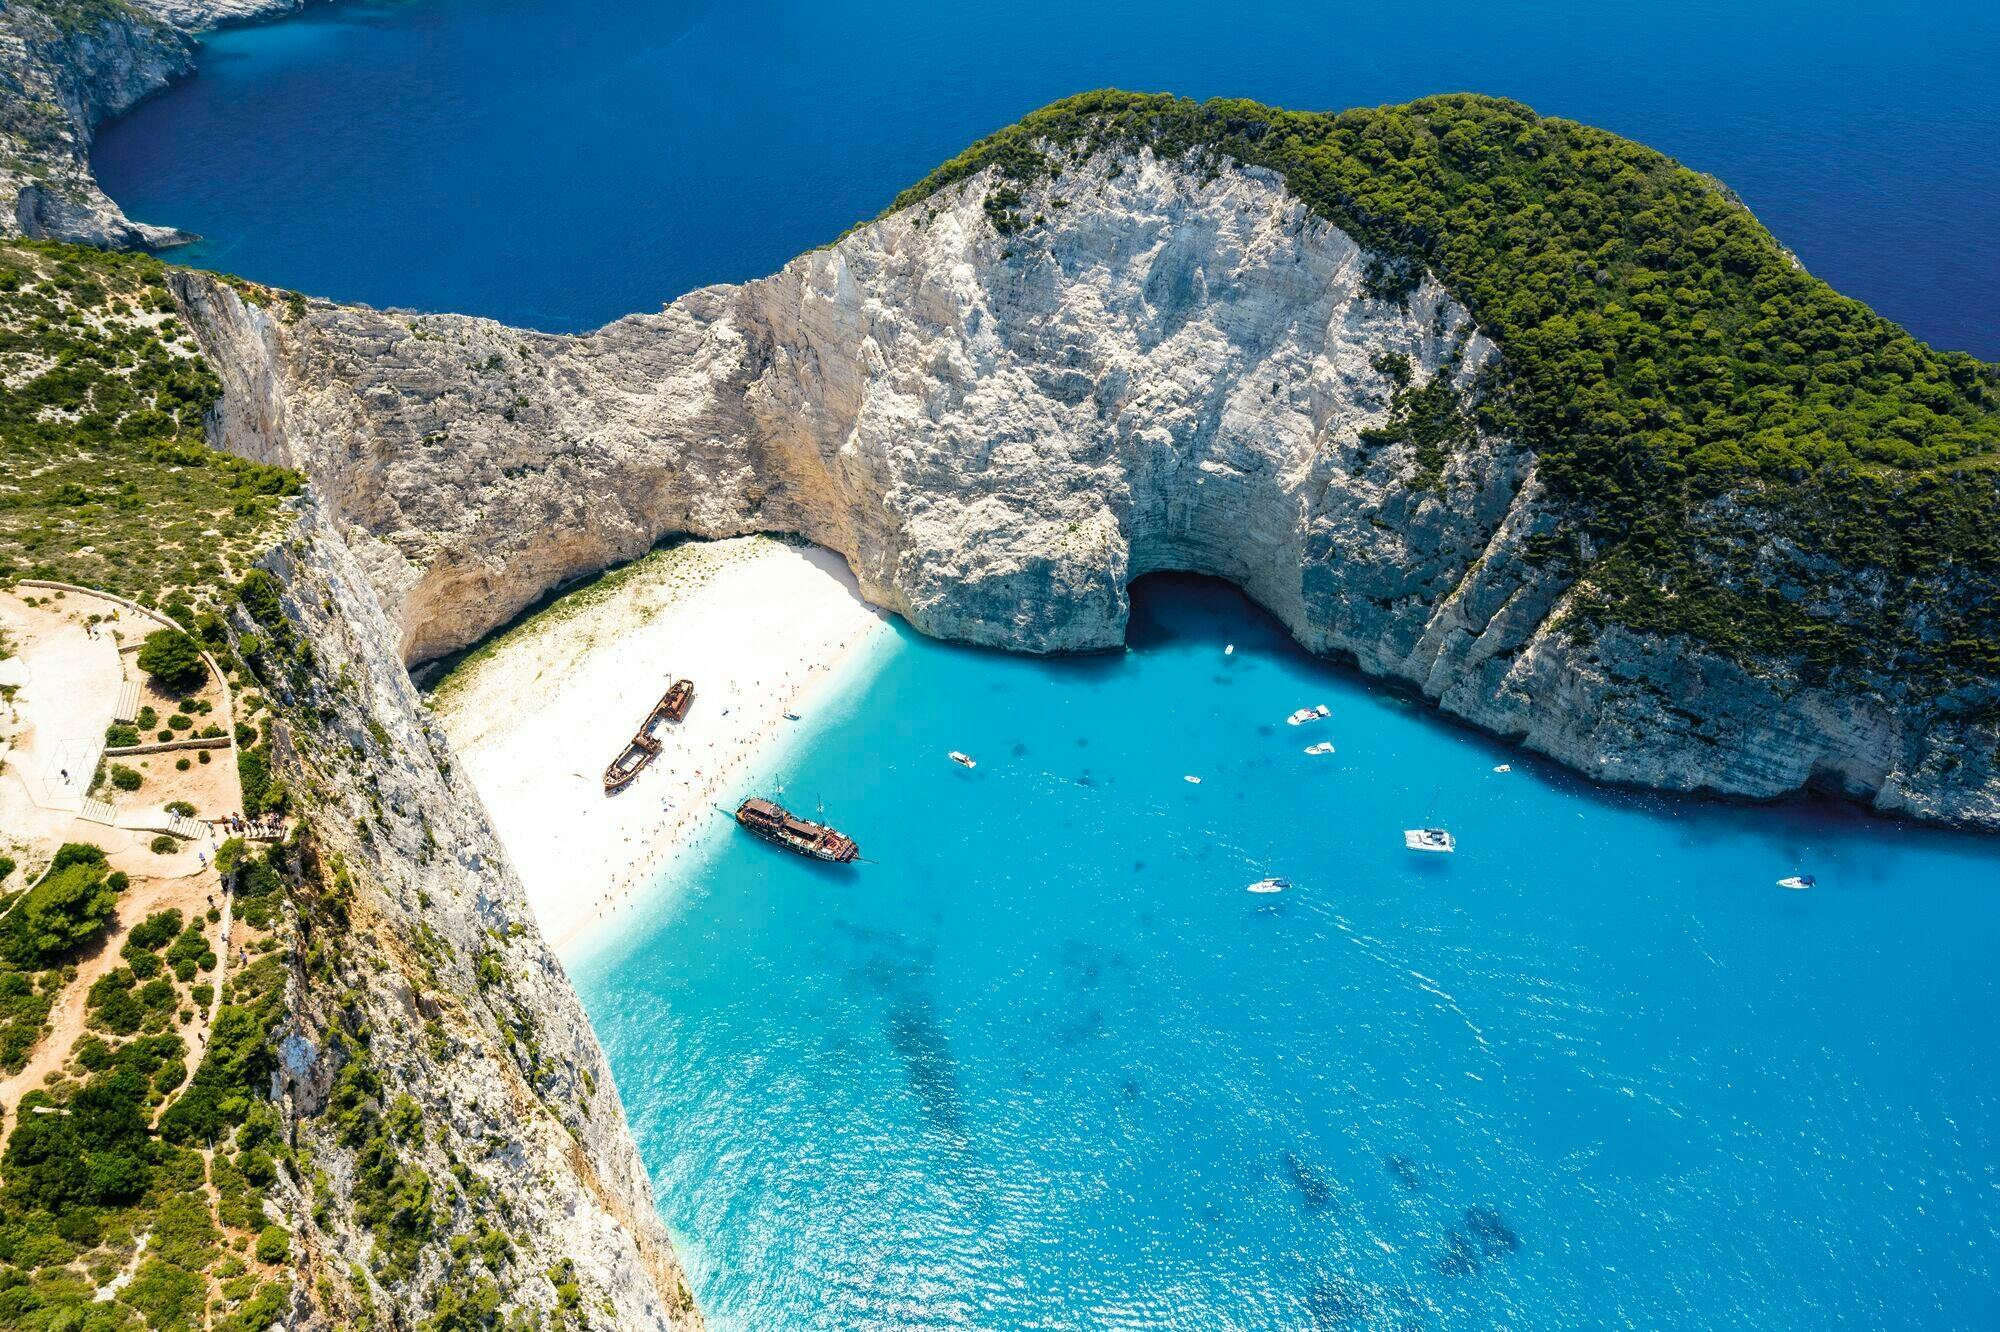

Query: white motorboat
left=1286, top=704, right=1331, bottom=726
left=1184, top=774, right=1203, bottom=784
left=1246, top=876, right=1290, bottom=894
left=1304, top=741, right=1335, bottom=756
left=948, top=751, right=976, bottom=769
left=1224, top=644, right=1235, bottom=655
left=1492, top=763, right=1511, bottom=773
left=1404, top=827, right=1456, bottom=854
left=782, top=710, right=801, bottom=721
left=1777, top=874, right=1816, bottom=890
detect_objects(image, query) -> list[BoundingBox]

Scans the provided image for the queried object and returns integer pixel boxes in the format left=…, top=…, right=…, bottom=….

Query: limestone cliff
left=0, top=0, right=301, bottom=246
left=243, top=502, right=703, bottom=1329
left=169, top=146, right=2000, bottom=829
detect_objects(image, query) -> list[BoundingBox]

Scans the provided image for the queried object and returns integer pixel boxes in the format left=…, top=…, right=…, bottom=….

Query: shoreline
left=429, top=537, right=896, bottom=954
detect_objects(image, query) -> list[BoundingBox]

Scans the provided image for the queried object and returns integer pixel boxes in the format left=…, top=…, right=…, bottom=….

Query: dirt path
left=156, top=878, right=232, bottom=1129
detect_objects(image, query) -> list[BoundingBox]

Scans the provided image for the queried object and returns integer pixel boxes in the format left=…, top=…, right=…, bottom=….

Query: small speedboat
left=1404, top=827, right=1456, bottom=854
left=783, top=710, right=802, bottom=721
left=1304, top=741, right=1335, bottom=756
left=1225, top=644, right=1235, bottom=656
left=1492, top=763, right=1511, bottom=773
left=1247, top=876, right=1290, bottom=894
left=1184, top=774, right=1203, bottom=785
left=948, top=750, right=976, bottom=769
left=1777, top=874, right=1816, bottom=891
left=1286, top=704, right=1331, bottom=726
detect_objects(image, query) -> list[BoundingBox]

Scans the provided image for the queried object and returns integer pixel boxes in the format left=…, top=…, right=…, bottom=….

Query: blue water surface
left=94, top=0, right=2000, bottom=356
left=91, top=2, right=2000, bottom=1325
left=575, top=577, right=2000, bottom=1331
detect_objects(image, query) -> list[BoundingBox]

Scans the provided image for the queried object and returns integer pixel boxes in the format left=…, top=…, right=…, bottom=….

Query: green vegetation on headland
left=895, top=91, right=2000, bottom=687
left=0, top=240, right=299, bottom=613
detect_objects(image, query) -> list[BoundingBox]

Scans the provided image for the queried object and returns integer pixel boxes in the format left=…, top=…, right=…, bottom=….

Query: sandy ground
left=431, top=538, right=894, bottom=951
left=0, top=587, right=239, bottom=1141
left=1, top=589, right=124, bottom=873
left=0, top=589, right=231, bottom=879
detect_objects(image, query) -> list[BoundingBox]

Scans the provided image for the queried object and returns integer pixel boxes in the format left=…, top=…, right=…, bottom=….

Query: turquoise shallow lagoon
left=574, top=578, right=2000, bottom=1330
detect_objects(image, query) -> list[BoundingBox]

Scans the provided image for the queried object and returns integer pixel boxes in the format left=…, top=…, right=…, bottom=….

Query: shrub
left=166, top=799, right=197, bottom=818
left=198, top=750, right=211, bottom=764
left=176, top=757, right=191, bottom=771
left=236, top=569, right=285, bottom=629
left=50, top=841, right=106, bottom=871
left=136, top=704, right=158, bottom=729
left=168, top=921, right=209, bottom=983
left=237, top=748, right=273, bottom=814
left=254, top=1225, right=290, bottom=1264
left=168, top=712, right=192, bottom=730
left=130, top=909, right=182, bottom=950
left=0, top=855, right=13, bottom=883
left=126, top=1257, right=205, bottom=1329
left=105, top=722, right=140, bottom=746
left=50, top=841, right=107, bottom=871
left=151, top=834, right=180, bottom=854
left=88, top=968, right=144, bottom=1035
left=110, top=763, right=142, bottom=791
left=136, top=628, right=207, bottom=691
left=1, top=855, right=120, bottom=967
left=2, top=1072, right=158, bottom=1209
left=236, top=853, right=283, bottom=900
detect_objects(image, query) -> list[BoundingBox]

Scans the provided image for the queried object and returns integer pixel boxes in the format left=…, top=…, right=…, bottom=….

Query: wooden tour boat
left=602, top=678, right=696, bottom=794
left=734, top=797, right=860, bottom=863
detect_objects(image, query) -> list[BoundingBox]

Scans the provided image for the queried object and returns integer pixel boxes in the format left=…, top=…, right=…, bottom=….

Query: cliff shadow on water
left=1123, top=571, right=2000, bottom=847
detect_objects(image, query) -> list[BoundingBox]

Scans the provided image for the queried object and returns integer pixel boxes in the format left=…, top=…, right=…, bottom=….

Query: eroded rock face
left=173, top=149, right=2000, bottom=827
left=0, top=0, right=303, bottom=247
left=254, top=502, right=701, bottom=1330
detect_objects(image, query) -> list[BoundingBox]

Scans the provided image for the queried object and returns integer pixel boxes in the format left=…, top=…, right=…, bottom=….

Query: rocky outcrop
left=172, top=147, right=2000, bottom=828
left=251, top=501, right=702, bottom=1329
left=0, top=0, right=301, bottom=246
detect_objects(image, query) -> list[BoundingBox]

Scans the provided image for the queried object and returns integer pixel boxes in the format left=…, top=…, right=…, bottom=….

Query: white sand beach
left=429, top=537, right=895, bottom=950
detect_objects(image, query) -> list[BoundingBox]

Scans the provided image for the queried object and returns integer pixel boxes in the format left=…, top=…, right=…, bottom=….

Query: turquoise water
left=87, top=0, right=2000, bottom=1322
left=94, top=0, right=2000, bottom=356
left=575, top=577, right=2000, bottom=1330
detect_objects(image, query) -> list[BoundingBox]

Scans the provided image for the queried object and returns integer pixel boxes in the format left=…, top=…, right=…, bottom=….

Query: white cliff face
left=174, top=148, right=2000, bottom=828
left=254, top=503, right=702, bottom=1329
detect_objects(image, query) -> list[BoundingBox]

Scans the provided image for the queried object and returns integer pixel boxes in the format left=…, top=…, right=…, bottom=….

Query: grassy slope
left=891, top=91, right=2000, bottom=692
left=0, top=240, right=298, bottom=614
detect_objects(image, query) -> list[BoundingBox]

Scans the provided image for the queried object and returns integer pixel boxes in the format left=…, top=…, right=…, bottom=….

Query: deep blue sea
left=96, top=0, right=1999, bottom=356
left=91, top=2, right=2000, bottom=1327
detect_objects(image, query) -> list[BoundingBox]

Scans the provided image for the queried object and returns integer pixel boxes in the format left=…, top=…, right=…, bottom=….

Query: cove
left=80, top=0, right=2000, bottom=1324
left=93, top=0, right=2000, bottom=357
left=572, top=576, right=2000, bottom=1330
